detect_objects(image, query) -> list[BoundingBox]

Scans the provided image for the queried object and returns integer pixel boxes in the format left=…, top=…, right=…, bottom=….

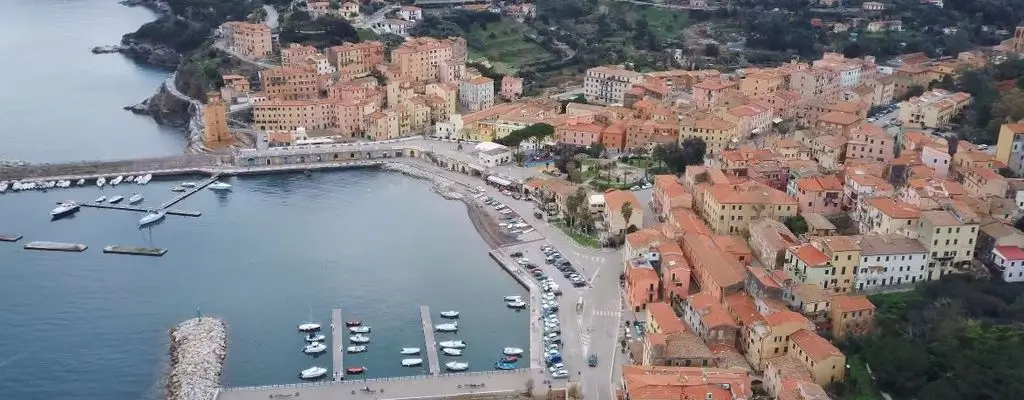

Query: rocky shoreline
left=381, top=162, right=466, bottom=200
left=166, top=317, right=227, bottom=400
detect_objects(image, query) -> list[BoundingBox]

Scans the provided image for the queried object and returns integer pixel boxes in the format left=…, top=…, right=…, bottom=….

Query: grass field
left=465, top=21, right=555, bottom=74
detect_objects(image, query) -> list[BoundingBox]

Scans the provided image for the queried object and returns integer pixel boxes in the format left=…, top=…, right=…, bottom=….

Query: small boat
left=346, top=367, right=365, bottom=374
left=503, top=295, right=522, bottom=301
left=445, top=361, right=469, bottom=371
left=435, top=322, right=458, bottom=332
left=507, top=300, right=527, bottom=309
left=108, top=195, right=124, bottom=204
left=45, top=181, right=55, bottom=189
left=401, top=358, right=423, bottom=367
left=0, top=182, right=7, bottom=193
left=208, top=181, right=232, bottom=191
left=347, top=345, right=367, bottom=353
left=442, top=348, right=463, bottom=356
left=139, top=174, right=153, bottom=184
left=76, top=179, right=85, bottom=186
left=96, top=177, right=106, bottom=187
left=500, top=356, right=518, bottom=363
left=349, top=334, right=370, bottom=343
left=138, top=211, right=166, bottom=227
left=171, top=186, right=186, bottom=192
left=439, top=340, right=466, bottom=349
left=400, top=347, right=421, bottom=355
left=303, top=342, right=327, bottom=354
left=349, top=326, right=370, bottom=333
left=439, top=310, right=460, bottom=318
left=50, top=201, right=81, bottom=218
left=299, top=366, right=327, bottom=379
left=298, top=323, right=321, bottom=332
left=503, top=347, right=524, bottom=356
left=126, top=176, right=136, bottom=183
left=110, top=175, right=123, bottom=186
left=181, top=182, right=197, bottom=188
left=494, top=362, right=516, bottom=370
left=305, top=333, right=326, bottom=342
left=346, top=320, right=362, bottom=327
left=128, top=193, right=143, bottom=204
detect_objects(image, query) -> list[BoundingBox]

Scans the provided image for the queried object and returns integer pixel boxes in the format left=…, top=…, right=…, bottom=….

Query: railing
left=221, top=369, right=528, bottom=392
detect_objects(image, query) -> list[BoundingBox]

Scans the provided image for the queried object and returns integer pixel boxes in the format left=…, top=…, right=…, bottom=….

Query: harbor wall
left=167, top=317, right=227, bottom=400
left=0, top=154, right=231, bottom=181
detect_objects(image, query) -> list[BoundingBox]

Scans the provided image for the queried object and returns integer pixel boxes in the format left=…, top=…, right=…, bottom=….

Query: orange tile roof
left=621, top=365, right=753, bottom=400
left=626, top=228, right=668, bottom=250
left=687, top=292, right=737, bottom=328
left=764, top=310, right=812, bottom=328
left=705, top=182, right=797, bottom=205
left=795, top=175, right=843, bottom=192
left=724, top=292, right=764, bottom=326
left=790, top=329, right=843, bottom=362
left=818, top=111, right=861, bottom=125
left=831, top=295, right=875, bottom=312
left=647, top=302, right=687, bottom=334
left=682, top=234, right=745, bottom=288
left=671, top=209, right=712, bottom=235
left=789, top=244, right=829, bottom=266
left=970, top=166, right=1004, bottom=181
left=814, top=235, right=860, bottom=252
left=605, top=189, right=641, bottom=214
left=711, top=235, right=753, bottom=258
left=866, top=197, right=920, bottom=219
left=1004, top=123, right=1024, bottom=134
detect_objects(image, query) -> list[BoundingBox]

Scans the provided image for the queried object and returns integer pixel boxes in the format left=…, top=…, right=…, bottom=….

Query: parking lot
left=471, top=190, right=544, bottom=244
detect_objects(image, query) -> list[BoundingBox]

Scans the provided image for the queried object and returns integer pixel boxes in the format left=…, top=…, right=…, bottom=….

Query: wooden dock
left=0, top=234, right=23, bottom=242
left=103, top=245, right=167, bottom=256
left=160, top=173, right=221, bottom=210
left=24, top=241, right=87, bottom=252
left=79, top=202, right=202, bottom=217
left=419, top=305, right=440, bottom=376
left=331, top=308, right=343, bottom=382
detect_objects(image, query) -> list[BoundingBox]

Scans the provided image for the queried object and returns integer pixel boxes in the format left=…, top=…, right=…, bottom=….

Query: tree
left=784, top=215, right=808, bottom=236
left=703, top=43, right=720, bottom=57
left=621, top=201, right=634, bottom=229
left=587, top=142, right=606, bottom=158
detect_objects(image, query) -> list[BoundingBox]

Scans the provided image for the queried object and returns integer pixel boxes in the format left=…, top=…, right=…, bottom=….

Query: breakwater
left=381, top=162, right=465, bottom=200
left=167, top=317, right=227, bottom=400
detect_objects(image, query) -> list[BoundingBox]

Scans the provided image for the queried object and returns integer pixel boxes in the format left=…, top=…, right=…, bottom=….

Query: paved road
left=355, top=5, right=400, bottom=30
left=614, top=0, right=719, bottom=10
left=218, top=370, right=530, bottom=400
left=263, top=5, right=280, bottom=30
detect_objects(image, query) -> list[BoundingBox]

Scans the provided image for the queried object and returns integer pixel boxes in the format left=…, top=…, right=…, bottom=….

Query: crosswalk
left=580, top=333, right=591, bottom=352
left=593, top=310, right=620, bottom=318
left=571, top=251, right=606, bottom=263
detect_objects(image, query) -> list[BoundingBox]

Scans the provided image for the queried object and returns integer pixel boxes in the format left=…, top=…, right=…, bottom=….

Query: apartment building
left=917, top=208, right=979, bottom=280
left=790, top=68, right=840, bottom=101
left=963, top=166, right=1010, bottom=198
left=739, top=71, right=784, bottom=97
left=764, top=356, right=831, bottom=400
left=857, top=197, right=920, bottom=236
left=784, top=244, right=833, bottom=291
left=743, top=310, right=815, bottom=370
left=789, top=175, right=843, bottom=216
left=556, top=116, right=605, bottom=147
left=701, top=181, right=799, bottom=235
left=253, top=99, right=337, bottom=132
left=812, top=236, right=861, bottom=293
left=679, top=118, right=739, bottom=155
left=605, top=189, right=643, bottom=234
left=993, top=245, right=1024, bottom=282
left=681, top=292, right=740, bottom=348
left=681, top=234, right=745, bottom=301
left=500, top=76, right=523, bottom=100
left=995, top=123, right=1024, bottom=175
left=692, top=78, right=741, bottom=110
left=459, top=76, right=494, bottom=112
left=583, top=66, right=644, bottom=105
left=221, top=21, right=273, bottom=60
left=625, top=258, right=660, bottom=311
left=855, top=234, right=928, bottom=291
left=326, top=41, right=384, bottom=78
left=652, top=175, right=692, bottom=218
left=830, top=295, right=875, bottom=338
left=789, top=329, right=846, bottom=385
left=748, top=219, right=800, bottom=269
left=391, top=37, right=467, bottom=82
left=724, top=103, right=773, bottom=136
left=898, top=89, right=972, bottom=128
left=621, top=365, right=753, bottom=400
left=281, top=43, right=318, bottom=67
left=845, top=123, right=894, bottom=162
left=816, top=111, right=862, bottom=137
left=261, top=67, right=319, bottom=101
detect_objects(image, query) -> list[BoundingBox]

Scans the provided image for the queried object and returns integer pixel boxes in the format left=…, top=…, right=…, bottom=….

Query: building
left=862, top=1, right=885, bottom=10
left=641, top=329, right=715, bottom=367
left=398, top=5, right=422, bottom=21
left=625, top=258, right=661, bottom=311
left=898, top=89, right=972, bottom=128
left=855, top=234, right=928, bottom=291
left=993, top=245, right=1024, bottom=282
left=326, top=41, right=385, bottom=78
left=202, top=91, right=233, bottom=146
left=620, top=365, right=753, bottom=400
left=281, top=43, right=318, bottom=67
left=845, top=123, right=894, bottom=162
left=701, top=182, right=799, bottom=235
left=789, top=175, right=843, bottom=216
left=784, top=244, right=834, bottom=291
left=789, top=329, right=846, bottom=385
left=221, top=21, right=273, bottom=60
left=605, top=189, right=643, bottom=234
left=681, top=292, right=739, bottom=348
left=500, top=76, right=523, bottom=100
left=459, top=76, right=494, bottom=112
left=857, top=197, right=920, bottom=236
left=791, top=68, right=840, bottom=101
left=391, top=37, right=467, bottom=82
left=475, top=142, right=511, bottom=167
left=812, top=236, right=861, bottom=293
left=682, top=234, right=745, bottom=301
left=652, top=175, right=691, bottom=219
left=917, top=208, right=979, bottom=280
left=261, top=67, right=319, bottom=101
left=830, top=295, right=875, bottom=338
left=743, top=310, right=815, bottom=370
left=764, top=356, right=829, bottom=400
left=994, top=124, right=1024, bottom=175
left=692, top=79, right=740, bottom=110
left=963, top=166, right=1009, bottom=198
left=748, top=219, right=800, bottom=269
left=679, top=118, right=739, bottom=156
left=583, top=66, right=644, bottom=105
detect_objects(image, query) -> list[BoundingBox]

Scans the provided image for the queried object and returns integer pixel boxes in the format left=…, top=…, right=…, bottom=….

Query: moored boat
left=303, top=342, right=327, bottom=354
left=439, top=310, right=460, bottom=318
left=442, top=348, right=463, bottom=356
left=346, top=320, right=362, bottom=326
left=139, top=174, right=153, bottom=184
left=181, top=181, right=197, bottom=188
left=503, top=347, right=524, bottom=356
left=128, top=193, right=143, bottom=204
left=138, top=211, right=166, bottom=227
left=110, top=175, right=123, bottom=186
left=500, top=355, right=518, bottom=363
left=96, top=177, right=106, bottom=187
left=305, top=333, right=326, bottom=342
left=435, top=322, right=458, bottom=332
left=298, top=323, right=321, bottom=332
left=208, top=181, right=232, bottom=191
left=401, top=358, right=423, bottom=367
left=0, top=182, right=8, bottom=193
left=503, top=295, right=522, bottom=301
left=494, top=362, right=516, bottom=370
left=346, top=367, right=366, bottom=374
left=126, top=176, right=135, bottom=183
left=108, top=195, right=124, bottom=204
left=439, top=340, right=466, bottom=349
left=507, top=300, right=527, bottom=308
left=76, top=179, right=85, bottom=186
left=346, top=345, right=367, bottom=353
left=171, top=186, right=186, bottom=192
left=445, top=361, right=469, bottom=372
left=400, top=347, right=421, bottom=355
left=50, top=201, right=80, bottom=218
left=299, top=366, right=327, bottom=379
left=349, top=334, right=370, bottom=343
left=349, top=326, right=370, bottom=333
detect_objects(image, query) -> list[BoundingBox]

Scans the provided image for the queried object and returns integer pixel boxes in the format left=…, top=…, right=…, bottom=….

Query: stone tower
left=202, top=91, right=233, bottom=147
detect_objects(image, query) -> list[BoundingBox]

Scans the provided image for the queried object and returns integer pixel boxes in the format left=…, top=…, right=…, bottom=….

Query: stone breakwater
left=381, top=163, right=465, bottom=200
left=167, top=317, right=227, bottom=400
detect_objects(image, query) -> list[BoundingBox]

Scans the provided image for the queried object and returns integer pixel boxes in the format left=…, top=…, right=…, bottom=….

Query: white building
left=475, top=142, right=511, bottom=168
left=459, top=76, right=495, bottom=112
left=434, top=114, right=464, bottom=139
left=855, top=234, right=928, bottom=291
left=306, top=54, right=336, bottom=75
left=583, top=65, right=644, bottom=105
left=993, top=246, right=1024, bottom=282
left=588, top=194, right=606, bottom=214
left=398, top=6, right=423, bottom=21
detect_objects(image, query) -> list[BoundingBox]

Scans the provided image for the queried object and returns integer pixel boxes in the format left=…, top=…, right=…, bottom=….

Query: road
left=614, top=0, right=720, bottom=10
left=263, top=5, right=280, bottom=30
left=355, top=5, right=400, bottom=30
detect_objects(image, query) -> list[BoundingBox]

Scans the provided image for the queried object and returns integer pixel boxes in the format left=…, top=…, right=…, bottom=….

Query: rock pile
left=166, top=317, right=227, bottom=400
left=381, top=163, right=463, bottom=199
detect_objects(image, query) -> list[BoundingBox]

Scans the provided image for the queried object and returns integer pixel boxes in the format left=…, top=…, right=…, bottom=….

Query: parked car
left=510, top=251, right=523, bottom=258
left=588, top=354, right=598, bottom=367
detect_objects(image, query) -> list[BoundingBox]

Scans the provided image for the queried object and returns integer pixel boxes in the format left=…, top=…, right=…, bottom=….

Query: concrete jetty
left=160, top=173, right=221, bottom=210
left=168, top=317, right=227, bottom=400
left=331, top=309, right=343, bottom=382
left=103, top=245, right=168, bottom=256
left=24, top=241, right=87, bottom=252
left=488, top=250, right=542, bottom=370
left=419, top=305, right=441, bottom=376
left=0, top=234, right=23, bottom=242
left=80, top=202, right=202, bottom=217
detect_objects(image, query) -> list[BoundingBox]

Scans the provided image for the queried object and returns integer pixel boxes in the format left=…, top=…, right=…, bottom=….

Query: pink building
left=692, top=79, right=738, bottom=110
left=845, top=123, right=893, bottom=162
left=501, top=76, right=523, bottom=100
left=921, top=142, right=952, bottom=177
left=789, top=175, right=844, bottom=216
left=556, top=114, right=605, bottom=147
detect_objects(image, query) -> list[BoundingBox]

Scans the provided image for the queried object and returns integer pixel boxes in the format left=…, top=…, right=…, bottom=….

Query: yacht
left=76, top=179, right=86, bottom=186
left=349, top=334, right=370, bottom=343
left=506, top=300, right=527, bottom=309
left=503, top=295, right=522, bottom=301
left=400, top=347, right=421, bottom=355
left=349, top=326, right=370, bottom=334
left=346, top=345, right=367, bottom=353
left=50, top=201, right=81, bottom=218
left=298, top=323, right=321, bottom=332
left=138, top=211, right=166, bottom=227
left=503, top=347, right=524, bottom=356
left=126, top=176, right=136, bottom=183
left=434, top=322, right=458, bottom=332
left=128, top=193, right=144, bottom=204
left=305, top=333, right=326, bottom=342
left=303, top=342, right=327, bottom=354
left=401, top=358, right=423, bottom=367
left=108, top=195, right=124, bottom=204
left=110, top=175, right=123, bottom=186
left=96, top=177, right=106, bottom=187
left=208, top=181, right=232, bottom=191
left=445, top=361, right=469, bottom=372
left=439, top=310, right=460, bottom=318
left=442, top=348, right=463, bottom=356
left=299, top=366, right=327, bottom=379
left=0, top=182, right=7, bottom=193
left=438, top=340, right=466, bottom=349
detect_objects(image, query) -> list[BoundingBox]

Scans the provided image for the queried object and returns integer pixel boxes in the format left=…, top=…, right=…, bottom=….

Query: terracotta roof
left=621, top=365, right=753, bottom=400
left=818, top=111, right=861, bottom=125
left=1004, top=124, right=1024, bottom=134
left=813, top=235, right=860, bottom=253
left=705, top=182, right=797, bottom=205
left=670, top=209, right=712, bottom=235
left=764, top=310, right=812, bottom=328
left=626, top=228, right=668, bottom=250
left=831, top=295, right=875, bottom=312
left=995, top=245, right=1024, bottom=261
left=866, top=197, right=920, bottom=219
left=790, top=329, right=843, bottom=362
left=724, top=292, right=764, bottom=326
left=790, top=284, right=829, bottom=303
left=647, top=302, right=687, bottom=334
left=682, top=234, right=745, bottom=288
left=789, top=244, right=829, bottom=266
left=856, top=234, right=927, bottom=255
left=605, top=189, right=641, bottom=214
left=686, top=292, right=737, bottom=328
left=795, top=175, right=843, bottom=192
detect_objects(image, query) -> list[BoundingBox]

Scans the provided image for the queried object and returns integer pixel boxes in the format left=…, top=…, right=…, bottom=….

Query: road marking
left=593, top=310, right=620, bottom=317
left=580, top=333, right=591, bottom=353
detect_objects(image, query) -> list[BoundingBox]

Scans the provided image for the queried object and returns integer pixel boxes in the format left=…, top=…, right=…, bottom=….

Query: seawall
left=167, top=317, right=228, bottom=400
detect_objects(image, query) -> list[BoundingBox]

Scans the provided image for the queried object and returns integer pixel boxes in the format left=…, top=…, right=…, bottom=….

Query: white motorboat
left=110, top=175, right=123, bottom=186
left=439, top=310, right=460, bottom=318
left=298, top=323, right=321, bottom=332
left=303, top=342, right=327, bottom=354
left=503, top=295, right=522, bottom=301
left=126, top=176, right=135, bottom=183
left=400, top=347, right=421, bottom=355
left=299, top=366, right=327, bottom=379
left=128, top=193, right=143, bottom=204
left=347, top=345, right=367, bottom=353
left=442, top=348, right=463, bottom=356
left=503, top=347, right=524, bottom=356
left=108, top=195, right=124, bottom=204
left=181, top=181, right=197, bottom=188
left=50, top=201, right=80, bottom=218
left=208, top=181, right=232, bottom=191
left=11, top=182, right=21, bottom=191
left=138, top=174, right=153, bottom=185
left=171, top=186, right=186, bottom=192
left=0, top=182, right=7, bottom=193
left=97, top=177, right=106, bottom=187
left=435, top=322, right=458, bottom=332
left=439, top=340, right=466, bottom=349
left=305, top=333, right=326, bottom=342
left=401, top=358, right=423, bottom=367
left=94, top=196, right=106, bottom=203
left=349, top=326, right=370, bottom=333
left=445, top=361, right=469, bottom=372
left=77, top=179, right=85, bottom=186
left=350, top=334, right=370, bottom=343
left=507, top=300, right=527, bottom=308
left=45, top=181, right=56, bottom=189
left=138, top=211, right=166, bottom=227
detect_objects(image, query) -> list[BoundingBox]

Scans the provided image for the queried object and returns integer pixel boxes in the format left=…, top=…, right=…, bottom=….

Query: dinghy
left=439, top=310, right=460, bottom=318
left=346, top=367, right=366, bottom=374
left=349, top=334, right=370, bottom=343
left=401, top=358, right=423, bottom=367
left=435, top=322, right=458, bottom=332
left=439, top=340, right=467, bottom=349
left=346, top=320, right=362, bottom=326
left=400, top=347, right=421, bottom=355
left=349, top=326, right=370, bottom=333
left=346, top=345, right=367, bottom=353
left=503, top=347, right=524, bottom=356
left=299, top=366, right=327, bottom=379
left=494, top=362, right=516, bottom=370
left=442, top=348, right=463, bottom=356
left=445, top=361, right=469, bottom=372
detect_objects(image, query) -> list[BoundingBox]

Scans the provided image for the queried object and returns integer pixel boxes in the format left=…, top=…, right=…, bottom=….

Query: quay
left=419, top=305, right=440, bottom=376
left=0, top=234, right=23, bottom=242
left=79, top=202, right=202, bottom=217
left=103, top=245, right=168, bottom=256
left=488, top=250, right=542, bottom=370
left=24, top=241, right=87, bottom=252
left=160, top=173, right=221, bottom=210
left=331, top=309, right=343, bottom=382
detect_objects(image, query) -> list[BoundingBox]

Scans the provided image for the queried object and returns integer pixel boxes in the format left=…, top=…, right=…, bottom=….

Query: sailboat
left=128, top=193, right=144, bottom=204
left=138, top=211, right=166, bottom=227
left=297, top=306, right=319, bottom=331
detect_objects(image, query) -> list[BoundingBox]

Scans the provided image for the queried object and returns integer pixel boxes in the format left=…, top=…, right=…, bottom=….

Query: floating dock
left=0, top=234, right=23, bottom=242
left=419, top=305, right=441, bottom=376
left=80, top=202, right=202, bottom=217
left=103, top=245, right=167, bottom=256
left=24, top=241, right=87, bottom=252
left=331, top=308, right=343, bottom=382
left=160, top=173, right=221, bottom=210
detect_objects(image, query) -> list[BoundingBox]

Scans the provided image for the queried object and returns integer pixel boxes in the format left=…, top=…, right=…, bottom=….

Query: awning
left=487, top=176, right=513, bottom=186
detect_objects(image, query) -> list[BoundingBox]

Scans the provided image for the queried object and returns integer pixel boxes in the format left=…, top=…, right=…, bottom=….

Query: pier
left=160, top=173, right=221, bottom=210
left=80, top=202, right=203, bottom=217
left=0, top=234, right=23, bottom=242
left=24, top=241, right=87, bottom=252
left=331, top=309, right=343, bottom=382
left=419, top=305, right=440, bottom=376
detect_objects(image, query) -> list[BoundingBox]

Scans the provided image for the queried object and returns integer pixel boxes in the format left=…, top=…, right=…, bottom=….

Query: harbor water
left=0, top=171, right=531, bottom=399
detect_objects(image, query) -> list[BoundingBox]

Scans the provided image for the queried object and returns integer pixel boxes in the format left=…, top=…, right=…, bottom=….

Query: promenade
left=216, top=370, right=531, bottom=400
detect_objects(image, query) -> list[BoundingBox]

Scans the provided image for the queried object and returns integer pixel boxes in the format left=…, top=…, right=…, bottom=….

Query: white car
left=545, top=349, right=560, bottom=357
left=548, top=363, right=565, bottom=373
left=551, top=370, right=569, bottom=379
left=542, top=293, right=556, bottom=301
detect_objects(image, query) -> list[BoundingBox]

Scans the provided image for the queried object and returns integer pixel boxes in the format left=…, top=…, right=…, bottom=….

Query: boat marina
left=418, top=305, right=441, bottom=376
left=331, top=309, right=344, bottom=382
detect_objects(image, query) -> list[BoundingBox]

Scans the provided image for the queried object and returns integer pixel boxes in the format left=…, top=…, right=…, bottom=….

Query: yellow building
left=917, top=208, right=980, bottom=280
left=202, top=91, right=233, bottom=146
left=700, top=181, right=798, bottom=235
left=743, top=310, right=815, bottom=371
left=898, top=89, right=972, bottom=128
left=858, top=197, right=920, bottom=236
left=604, top=189, right=644, bottom=234
left=995, top=123, right=1024, bottom=171
left=739, top=71, right=784, bottom=97
left=829, top=295, right=875, bottom=338
left=221, top=21, right=273, bottom=60
left=252, top=99, right=336, bottom=132
left=584, top=65, right=645, bottom=105
left=679, top=118, right=739, bottom=155
left=812, top=236, right=861, bottom=293
left=784, top=244, right=833, bottom=291
left=789, top=329, right=846, bottom=385
left=391, top=37, right=467, bottom=82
